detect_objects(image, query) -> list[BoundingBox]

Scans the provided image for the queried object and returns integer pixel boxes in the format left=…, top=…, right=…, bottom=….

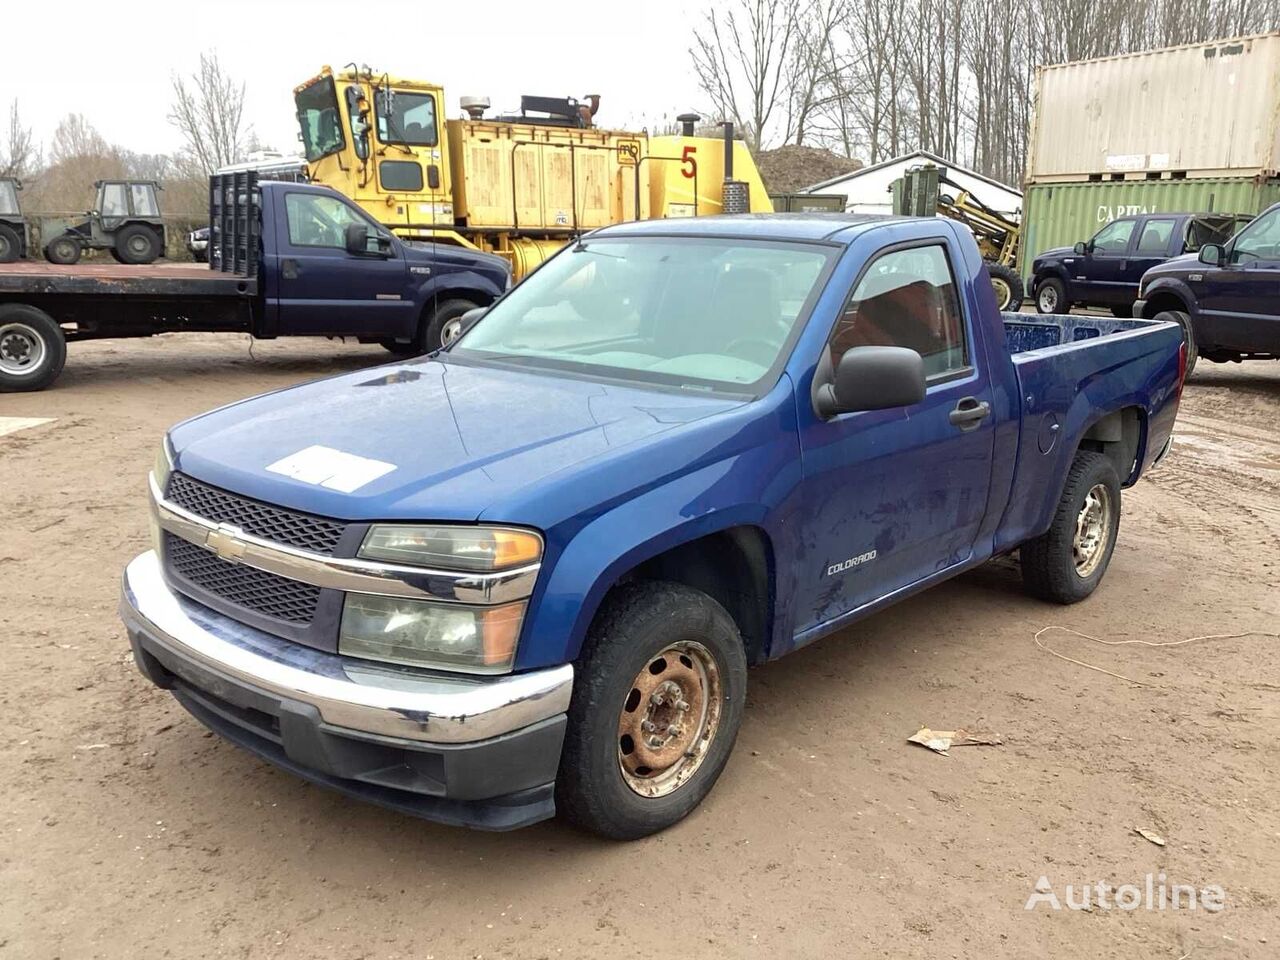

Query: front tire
left=1020, top=451, right=1121, bottom=604
left=556, top=581, right=748, bottom=840
left=44, top=236, right=82, bottom=265
left=987, top=263, right=1024, bottom=312
left=1153, top=309, right=1198, bottom=376
left=422, top=297, right=480, bottom=352
left=0, top=303, right=67, bottom=392
left=1035, top=276, right=1066, bottom=314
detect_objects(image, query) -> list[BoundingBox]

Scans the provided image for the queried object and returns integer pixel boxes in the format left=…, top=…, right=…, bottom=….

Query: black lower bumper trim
left=130, top=627, right=565, bottom=832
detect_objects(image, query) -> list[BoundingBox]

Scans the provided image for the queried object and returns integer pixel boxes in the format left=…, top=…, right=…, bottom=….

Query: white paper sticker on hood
left=265, top=445, right=396, bottom=493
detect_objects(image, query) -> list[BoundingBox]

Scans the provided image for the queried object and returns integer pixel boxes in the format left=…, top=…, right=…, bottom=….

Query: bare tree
left=698, top=0, right=1280, bottom=186
left=691, top=0, right=799, bottom=149
left=168, top=51, right=253, bottom=175
left=2, top=101, right=37, bottom=179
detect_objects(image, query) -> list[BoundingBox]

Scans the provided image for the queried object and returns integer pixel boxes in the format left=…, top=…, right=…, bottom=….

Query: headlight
left=339, top=595, right=524, bottom=673
left=152, top=435, right=174, bottom=493
left=149, top=435, right=174, bottom=554
left=359, top=524, right=541, bottom=571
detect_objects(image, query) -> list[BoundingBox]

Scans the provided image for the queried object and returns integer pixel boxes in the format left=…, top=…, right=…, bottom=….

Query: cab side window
left=1136, top=218, right=1175, bottom=254
left=827, top=244, right=968, bottom=379
left=286, top=192, right=371, bottom=249
left=1091, top=219, right=1136, bottom=254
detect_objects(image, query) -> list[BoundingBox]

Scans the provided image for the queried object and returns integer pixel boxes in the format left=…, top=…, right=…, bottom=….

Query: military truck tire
left=988, top=263, right=1024, bottom=312
left=0, top=224, right=20, bottom=263
left=556, top=581, right=748, bottom=840
left=45, top=236, right=82, bottom=265
left=1020, top=451, right=1121, bottom=604
left=116, top=225, right=161, bottom=265
left=0, top=303, right=67, bottom=392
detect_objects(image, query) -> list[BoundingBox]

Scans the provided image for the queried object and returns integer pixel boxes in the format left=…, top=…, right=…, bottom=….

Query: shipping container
left=1020, top=177, right=1280, bottom=280
left=1029, top=32, right=1280, bottom=182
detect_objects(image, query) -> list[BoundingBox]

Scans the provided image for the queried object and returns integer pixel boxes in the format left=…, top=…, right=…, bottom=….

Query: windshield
left=375, top=88, right=438, bottom=146
left=295, top=78, right=345, bottom=162
left=0, top=181, right=17, bottom=217
left=452, top=237, right=833, bottom=392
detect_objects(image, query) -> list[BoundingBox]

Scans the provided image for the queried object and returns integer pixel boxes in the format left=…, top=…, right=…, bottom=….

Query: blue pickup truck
left=120, top=214, right=1187, bottom=839
left=1031, top=212, right=1247, bottom=316
left=0, top=172, right=509, bottom=392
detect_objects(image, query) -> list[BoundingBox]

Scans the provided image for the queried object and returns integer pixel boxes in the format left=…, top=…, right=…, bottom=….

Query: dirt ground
left=2, top=334, right=1277, bottom=959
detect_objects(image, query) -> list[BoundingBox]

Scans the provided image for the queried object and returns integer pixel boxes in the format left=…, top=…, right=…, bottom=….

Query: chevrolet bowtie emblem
left=204, top=523, right=247, bottom=564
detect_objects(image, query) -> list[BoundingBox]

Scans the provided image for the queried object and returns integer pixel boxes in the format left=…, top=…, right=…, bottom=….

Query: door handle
left=949, top=397, right=991, bottom=431
left=282, top=258, right=299, bottom=280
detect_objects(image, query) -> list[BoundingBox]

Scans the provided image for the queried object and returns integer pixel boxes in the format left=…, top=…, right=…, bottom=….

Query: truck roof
left=590, top=213, right=897, bottom=244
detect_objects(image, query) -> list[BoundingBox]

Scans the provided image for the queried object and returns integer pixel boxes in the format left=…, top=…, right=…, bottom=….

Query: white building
left=801, top=150, right=1023, bottom=219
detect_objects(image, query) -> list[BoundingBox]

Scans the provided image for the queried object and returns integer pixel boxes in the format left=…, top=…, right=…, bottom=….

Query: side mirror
left=446, top=307, right=488, bottom=345
left=1073, top=241, right=1089, bottom=256
left=344, top=223, right=369, bottom=255
left=814, top=346, right=926, bottom=419
left=1198, top=243, right=1224, bottom=266
left=345, top=223, right=391, bottom=257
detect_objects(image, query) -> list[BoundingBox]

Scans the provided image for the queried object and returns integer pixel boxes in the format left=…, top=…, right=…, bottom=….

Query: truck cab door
left=1198, top=206, right=1280, bottom=352
left=1078, top=218, right=1138, bottom=305
left=271, top=190, right=417, bottom=338
left=792, top=233, right=995, bottom=634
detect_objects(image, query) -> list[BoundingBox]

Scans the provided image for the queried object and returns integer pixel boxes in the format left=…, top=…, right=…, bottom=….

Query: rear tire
left=422, top=297, right=481, bottom=352
left=987, top=263, right=1024, bottom=312
left=1020, top=451, right=1121, bottom=604
left=1035, top=276, right=1066, bottom=314
left=556, top=581, right=748, bottom=840
left=44, top=236, right=82, bottom=265
left=0, top=224, right=20, bottom=263
left=1153, top=309, right=1198, bottom=376
left=115, top=224, right=161, bottom=265
left=0, top=303, right=67, bottom=392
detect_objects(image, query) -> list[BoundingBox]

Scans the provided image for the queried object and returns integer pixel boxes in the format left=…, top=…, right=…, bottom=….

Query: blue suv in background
left=1032, top=213, right=1248, bottom=316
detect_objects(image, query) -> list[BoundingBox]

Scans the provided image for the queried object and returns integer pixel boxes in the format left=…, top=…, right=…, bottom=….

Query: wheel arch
left=1137, top=281, right=1192, bottom=319
left=535, top=513, right=779, bottom=671
left=1076, top=405, right=1146, bottom=486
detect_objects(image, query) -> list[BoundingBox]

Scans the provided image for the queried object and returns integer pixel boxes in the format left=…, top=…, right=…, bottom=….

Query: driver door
left=273, top=190, right=416, bottom=337
left=1076, top=218, right=1137, bottom=305
left=1198, top=206, right=1280, bottom=350
left=792, top=236, right=995, bottom=632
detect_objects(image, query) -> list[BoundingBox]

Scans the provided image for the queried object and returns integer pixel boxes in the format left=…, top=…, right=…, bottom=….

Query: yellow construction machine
left=292, top=65, right=772, bottom=279
left=893, top=164, right=1024, bottom=311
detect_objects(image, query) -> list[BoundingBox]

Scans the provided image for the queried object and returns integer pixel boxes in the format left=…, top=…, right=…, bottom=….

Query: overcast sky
left=7, top=0, right=712, bottom=159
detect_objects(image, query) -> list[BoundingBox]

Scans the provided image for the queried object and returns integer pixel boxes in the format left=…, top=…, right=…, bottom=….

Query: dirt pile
left=754, top=144, right=862, bottom=194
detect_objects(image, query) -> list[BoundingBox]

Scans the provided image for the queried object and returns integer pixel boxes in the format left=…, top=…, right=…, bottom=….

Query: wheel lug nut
left=675, top=700, right=690, bottom=711
left=641, top=720, right=656, bottom=733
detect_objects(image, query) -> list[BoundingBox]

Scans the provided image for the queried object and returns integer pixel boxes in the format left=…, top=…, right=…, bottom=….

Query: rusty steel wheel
left=556, top=581, right=747, bottom=839
left=617, top=641, right=723, bottom=798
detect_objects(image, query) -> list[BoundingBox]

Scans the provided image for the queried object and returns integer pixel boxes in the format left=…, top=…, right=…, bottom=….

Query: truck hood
left=168, top=358, right=744, bottom=522
left=1142, top=252, right=1199, bottom=278
left=1033, top=245, right=1076, bottom=266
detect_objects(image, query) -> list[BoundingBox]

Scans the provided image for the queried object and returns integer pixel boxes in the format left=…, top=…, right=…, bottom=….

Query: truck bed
left=995, top=310, right=1183, bottom=554
left=0, top=260, right=256, bottom=297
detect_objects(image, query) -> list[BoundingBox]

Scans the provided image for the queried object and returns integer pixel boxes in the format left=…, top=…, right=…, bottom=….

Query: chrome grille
left=165, top=533, right=320, bottom=624
left=166, top=473, right=346, bottom=554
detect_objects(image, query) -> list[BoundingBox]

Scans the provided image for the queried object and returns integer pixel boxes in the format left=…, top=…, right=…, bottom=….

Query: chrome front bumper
left=119, top=550, right=573, bottom=745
